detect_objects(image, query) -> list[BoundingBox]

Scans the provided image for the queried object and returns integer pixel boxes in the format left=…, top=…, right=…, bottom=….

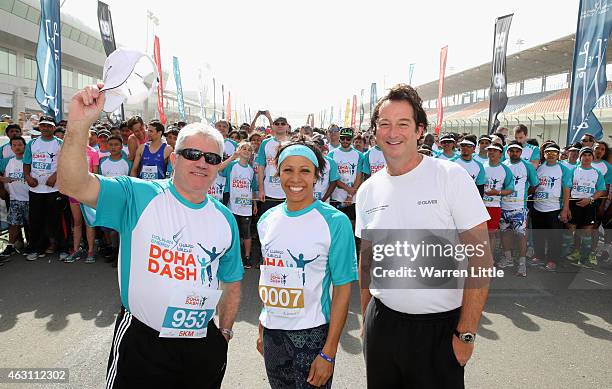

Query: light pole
left=146, top=10, right=159, bottom=53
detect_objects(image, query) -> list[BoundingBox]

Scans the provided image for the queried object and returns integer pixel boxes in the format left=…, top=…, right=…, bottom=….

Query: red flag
left=351, top=95, right=357, bottom=128
left=153, top=36, right=167, bottom=125
left=226, top=91, right=232, bottom=123
left=435, top=46, right=448, bottom=135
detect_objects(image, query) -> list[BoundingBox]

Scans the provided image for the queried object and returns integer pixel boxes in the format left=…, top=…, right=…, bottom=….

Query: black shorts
left=569, top=201, right=598, bottom=227
left=234, top=214, right=251, bottom=239
left=106, top=306, right=228, bottom=389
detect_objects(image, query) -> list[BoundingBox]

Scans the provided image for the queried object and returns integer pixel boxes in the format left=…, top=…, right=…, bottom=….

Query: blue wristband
left=319, top=351, right=335, bottom=364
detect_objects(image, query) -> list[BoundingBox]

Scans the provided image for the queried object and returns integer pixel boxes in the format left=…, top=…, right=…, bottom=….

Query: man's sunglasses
left=176, top=148, right=222, bottom=165
left=340, top=136, right=353, bottom=141
left=273, top=122, right=287, bottom=126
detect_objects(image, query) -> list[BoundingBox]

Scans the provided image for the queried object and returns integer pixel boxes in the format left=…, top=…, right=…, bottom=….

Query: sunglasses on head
left=177, top=148, right=222, bottom=165
left=274, top=122, right=287, bottom=126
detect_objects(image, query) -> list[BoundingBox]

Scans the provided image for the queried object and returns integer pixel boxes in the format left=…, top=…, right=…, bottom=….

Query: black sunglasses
left=274, top=122, right=287, bottom=126
left=340, top=136, right=353, bottom=141
left=177, top=148, right=222, bottom=165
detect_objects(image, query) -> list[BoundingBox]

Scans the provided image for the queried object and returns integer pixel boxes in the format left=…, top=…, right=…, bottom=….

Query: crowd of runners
left=0, top=81, right=610, bottom=388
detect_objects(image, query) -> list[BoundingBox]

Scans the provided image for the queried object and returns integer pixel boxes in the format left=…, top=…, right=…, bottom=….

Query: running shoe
left=528, top=257, right=544, bottom=267
left=59, top=252, right=69, bottom=261
left=525, top=246, right=535, bottom=258
left=516, top=262, right=527, bottom=277
left=498, top=258, right=514, bottom=268
left=0, top=245, right=16, bottom=257
left=545, top=262, right=557, bottom=272
left=64, top=249, right=84, bottom=263
left=84, top=253, right=96, bottom=264
left=567, top=250, right=581, bottom=262
left=26, top=252, right=38, bottom=261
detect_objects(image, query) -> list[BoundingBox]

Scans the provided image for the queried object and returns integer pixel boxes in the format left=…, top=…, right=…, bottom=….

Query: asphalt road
left=0, top=254, right=610, bottom=388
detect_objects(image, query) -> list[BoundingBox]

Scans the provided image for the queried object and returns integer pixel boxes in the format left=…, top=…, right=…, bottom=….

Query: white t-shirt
left=570, top=166, right=606, bottom=199
left=221, top=160, right=257, bottom=217
left=328, top=146, right=364, bottom=203
left=472, top=153, right=488, bottom=165
left=0, top=156, right=29, bottom=201
left=435, top=150, right=458, bottom=161
left=451, top=156, right=486, bottom=185
left=559, top=160, right=578, bottom=170
left=534, top=162, right=573, bottom=212
left=255, top=137, right=285, bottom=199
left=355, top=157, right=489, bottom=314
left=314, top=156, right=340, bottom=202
left=591, top=160, right=612, bottom=184
left=258, top=201, right=357, bottom=330
left=208, top=174, right=225, bottom=201
left=483, top=162, right=515, bottom=208
left=503, top=143, right=540, bottom=162
left=82, top=177, right=243, bottom=333
left=23, top=136, right=62, bottom=193
left=100, top=155, right=132, bottom=177
left=1, top=142, right=15, bottom=159
left=501, top=159, right=539, bottom=211
left=362, top=146, right=386, bottom=176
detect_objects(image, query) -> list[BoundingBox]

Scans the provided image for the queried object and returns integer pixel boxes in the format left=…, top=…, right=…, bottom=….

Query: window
left=25, top=5, right=39, bottom=23
left=70, top=28, right=80, bottom=41
left=11, top=0, right=27, bottom=18
left=24, top=56, right=36, bottom=80
left=77, top=72, right=94, bottom=89
left=62, top=67, right=73, bottom=88
left=523, top=77, right=542, bottom=95
left=0, top=0, right=15, bottom=13
left=0, top=47, right=17, bottom=76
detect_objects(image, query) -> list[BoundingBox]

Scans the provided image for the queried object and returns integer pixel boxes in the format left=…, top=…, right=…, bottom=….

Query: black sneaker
left=0, top=245, right=16, bottom=257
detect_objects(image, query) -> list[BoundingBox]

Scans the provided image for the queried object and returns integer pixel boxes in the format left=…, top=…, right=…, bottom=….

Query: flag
left=226, top=91, right=231, bottom=123
left=173, top=56, right=186, bottom=121
left=567, top=0, right=612, bottom=143
left=212, top=78, right=217, bottom=123
left=351, top=95, right=357, bottom=128
left=487, top=14, right=513, bottom=134
left=197, top=69, right=206, bottom=122
left=35, top=0, right=62, bottom=120
left=97, top=1, right=116, bottom=56
left=369, top=83, right=377, bottom=116
left=359, top=89, right=365, bottom=130
left=222, top=84, right=225, bottom=119
left=153, top=36, right=166, bottom=124
left=435, top=46, right=448, bottom=135
left=344, top=99, right=351, bottom=127
left=408, top=63, right=415, bottom=85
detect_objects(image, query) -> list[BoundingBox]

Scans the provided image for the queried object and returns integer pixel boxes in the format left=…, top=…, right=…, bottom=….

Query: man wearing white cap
left=435, top=134, right=458, bottom=160
left=473, top=135, right=492, bottom=165
left=500, top=140, right=539, bottom=276
left=450, top=136, right=486, bottom=196
left=483, top=142, right=515, bottom=255
left=560, top=143, right=580, bottom=170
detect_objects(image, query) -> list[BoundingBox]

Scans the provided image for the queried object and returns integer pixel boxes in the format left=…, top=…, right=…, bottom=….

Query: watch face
left=461, top=333, right=475, bottom=343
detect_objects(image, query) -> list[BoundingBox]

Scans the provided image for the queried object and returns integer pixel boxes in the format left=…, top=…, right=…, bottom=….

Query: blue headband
left=278, top=145, right=319, bottom=168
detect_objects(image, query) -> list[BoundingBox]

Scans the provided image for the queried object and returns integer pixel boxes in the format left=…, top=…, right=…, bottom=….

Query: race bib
left=534, top=191, right=549, bottom=200
left=258, top=266, right=305, bottom=318
left=159, top=288, right=222, bottom=338
left=141, top=165, right=158, bottom=180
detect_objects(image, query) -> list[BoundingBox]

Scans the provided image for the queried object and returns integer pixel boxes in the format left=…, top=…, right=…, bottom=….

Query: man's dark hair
left=119, top=121, right=128, bottom=130
left=127, top=116, right=144, bottom=130
left=107, top=135, right=123, bottom=144
left=493, top=132, right=506, bottom=144
left=6, top=124, right=21, bottom=133
left=228, top=130, right=239, bottom=139
left=148, top=120, right=165, bottom=133
left=371, top=84, right=428, bottom=133
left=464, top=134, right=477, bottom=144
left=275, top=134, right=326, bottom=180
left=526, top=138, right=539, bottom=147
left=595, top=140, right=610, bottom=160
left=238, top=130, right=248, bottom=140
left=513, top=124, right=528, bottom=136
left=10, top=136, right=26, bottom=147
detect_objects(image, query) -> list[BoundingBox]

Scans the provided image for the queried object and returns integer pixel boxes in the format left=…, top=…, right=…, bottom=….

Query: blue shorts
left=499, top=208, right=528, bottom=235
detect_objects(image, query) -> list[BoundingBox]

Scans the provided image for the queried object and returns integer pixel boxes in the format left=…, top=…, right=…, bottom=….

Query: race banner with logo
left=173, top=56, right=186, bottom=121
left=369, top=83, right=377, bottom=116
left=344, top=98, right=351, bottom=127
left=408, top=63, right=415, bottom=85
left=351, top=95, right=357, bottom=128
left=35, top=0, right=62, bottom=120
left=487, top=14, right=513, bottom=135
left=97, top=1, right=116, bottom=56
left=359, top=89, right=365, bottom=130
left=435, top=46, right=448, bottom=135
left=567, top=0, right=612, bottom=144
left=153, top=36, right=167, bottom=124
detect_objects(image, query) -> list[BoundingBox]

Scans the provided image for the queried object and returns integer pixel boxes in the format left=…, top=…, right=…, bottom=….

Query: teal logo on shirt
left=196, top=244, right=227, bottom=287
left=287, top=249, right=319, bottom=285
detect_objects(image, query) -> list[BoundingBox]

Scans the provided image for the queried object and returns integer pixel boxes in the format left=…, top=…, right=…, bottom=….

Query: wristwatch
left=453, top=330, right=476, bottom=344
left=220, top=328, right=234, bottom=340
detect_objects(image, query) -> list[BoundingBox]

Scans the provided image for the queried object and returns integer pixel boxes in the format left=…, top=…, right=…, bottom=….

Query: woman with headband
left=255, top=135, right=358, bottom=389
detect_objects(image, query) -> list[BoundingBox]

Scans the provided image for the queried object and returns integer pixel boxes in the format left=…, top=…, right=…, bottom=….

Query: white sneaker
left=526, top=246, right=535, bottom=258
left=26, top=252, right=38, bottom=261
left=516, top=261, right=527, bottom=277
left=498, top=258, right=514, bottom=268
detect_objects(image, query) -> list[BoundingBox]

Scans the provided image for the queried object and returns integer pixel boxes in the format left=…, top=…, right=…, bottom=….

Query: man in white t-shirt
left=356, top=84, right=492, bottom=388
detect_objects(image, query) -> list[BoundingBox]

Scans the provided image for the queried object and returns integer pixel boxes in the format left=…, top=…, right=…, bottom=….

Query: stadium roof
left=416, top=34, right=612, bottom=101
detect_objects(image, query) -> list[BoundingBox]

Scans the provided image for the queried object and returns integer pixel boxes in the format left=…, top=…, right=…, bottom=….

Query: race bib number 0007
left=258, top=266, right=305, bottom=318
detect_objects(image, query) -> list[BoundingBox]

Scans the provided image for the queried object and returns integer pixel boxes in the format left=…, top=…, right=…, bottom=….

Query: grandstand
left=415, top=34, right=612, bottom=145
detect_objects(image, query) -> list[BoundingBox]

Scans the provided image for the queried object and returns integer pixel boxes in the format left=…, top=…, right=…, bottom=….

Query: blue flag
left=35, top=0, right=62, bottom=121
left=173, top=56, right=186, bottom=121
left=567, top=0, right=612, bottom=144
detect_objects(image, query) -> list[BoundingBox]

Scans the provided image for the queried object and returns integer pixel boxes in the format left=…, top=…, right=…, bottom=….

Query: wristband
left=319, top=351, right=335, bottom=364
